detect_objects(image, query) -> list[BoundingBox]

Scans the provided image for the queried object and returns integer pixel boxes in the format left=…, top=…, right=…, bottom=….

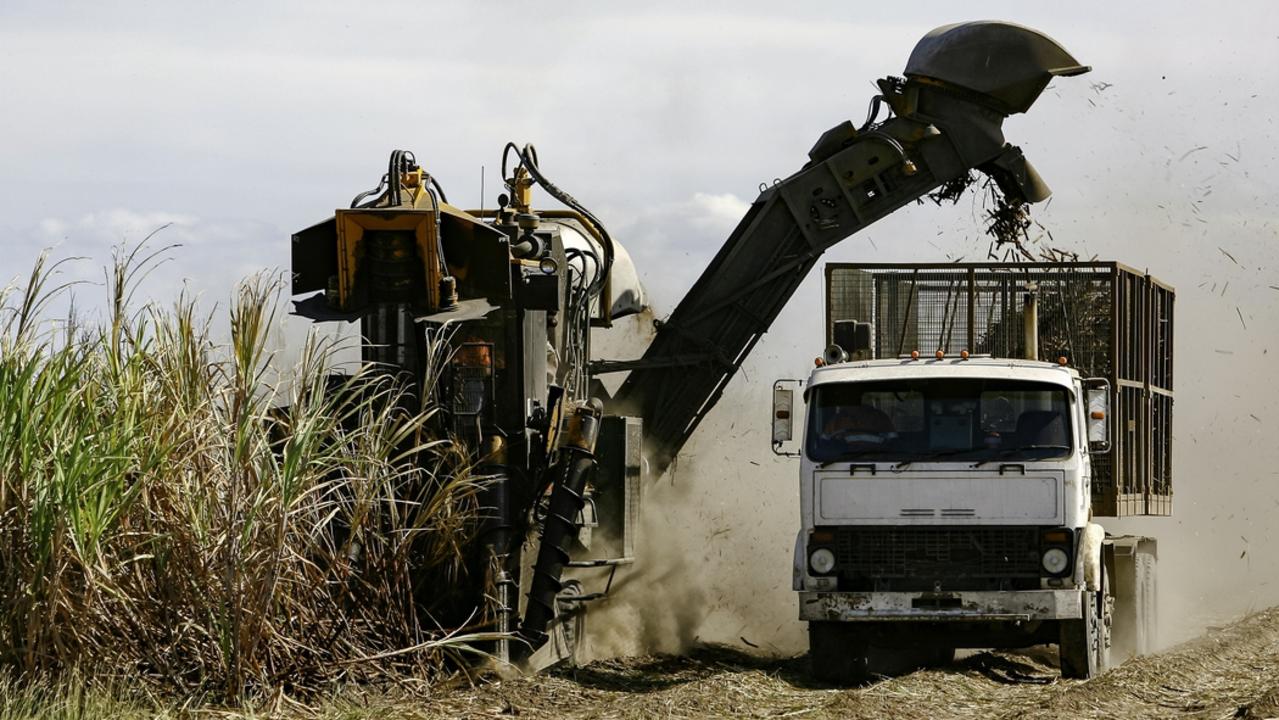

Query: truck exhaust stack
left=1023, top=283, right=1039, bottom=361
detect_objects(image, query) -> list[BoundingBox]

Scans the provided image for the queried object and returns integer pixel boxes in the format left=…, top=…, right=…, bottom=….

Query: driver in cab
left=819, top=404, right=896, bottom=451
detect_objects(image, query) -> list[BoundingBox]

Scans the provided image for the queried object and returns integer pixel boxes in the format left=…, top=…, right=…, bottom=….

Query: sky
left=3, top=1, right=1279, bottom=647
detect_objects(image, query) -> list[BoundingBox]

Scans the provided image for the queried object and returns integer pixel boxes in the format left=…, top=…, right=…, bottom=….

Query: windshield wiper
left=816, top=450, right=883, bottom=469
left=971, top=444, right=1071, bottom=468
left=892, top=448, right=975, bottom=470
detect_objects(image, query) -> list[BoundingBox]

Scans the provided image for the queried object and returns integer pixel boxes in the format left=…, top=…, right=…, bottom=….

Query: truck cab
left=786, top=355, right=1115, bottom=679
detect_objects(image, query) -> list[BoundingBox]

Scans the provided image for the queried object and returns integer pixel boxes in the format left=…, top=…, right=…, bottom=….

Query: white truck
left=774, top=262, right=1171, bottom=681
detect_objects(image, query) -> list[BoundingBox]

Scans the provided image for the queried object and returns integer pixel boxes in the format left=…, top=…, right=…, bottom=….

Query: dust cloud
left=582, top=310, right=810, bottom=661
left=580, top=391, right=807, bottom=661
left=1107, top=259, right=1279, bottom=647
left=576, top=504, right=709, bottom=661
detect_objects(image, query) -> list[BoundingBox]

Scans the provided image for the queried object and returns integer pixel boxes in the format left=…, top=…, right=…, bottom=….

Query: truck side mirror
left=772, top=379, right=802, bottom=457
left=1084, top=378, right=1111, bottom=454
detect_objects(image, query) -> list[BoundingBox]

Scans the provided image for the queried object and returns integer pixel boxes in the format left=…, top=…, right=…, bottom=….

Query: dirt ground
left=401, top=608, right=1279, bottom=720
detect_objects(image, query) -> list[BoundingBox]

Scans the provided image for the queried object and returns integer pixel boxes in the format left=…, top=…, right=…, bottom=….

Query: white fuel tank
left=544, top=218, right=647, bottom=319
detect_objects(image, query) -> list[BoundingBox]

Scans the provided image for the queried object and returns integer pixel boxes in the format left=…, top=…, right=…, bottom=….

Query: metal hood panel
left=906, top=20, right=1090, bottom=114
left=815, top=469, right=1064, bottom=524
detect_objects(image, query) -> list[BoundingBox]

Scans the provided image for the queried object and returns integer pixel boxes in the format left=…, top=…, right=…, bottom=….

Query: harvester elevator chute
left=606, top=21, right=1088, bottom=473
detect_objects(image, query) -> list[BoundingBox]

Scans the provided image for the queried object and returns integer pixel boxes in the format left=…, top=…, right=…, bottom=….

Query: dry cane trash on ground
left=407, top=607, right=1279, bottom=720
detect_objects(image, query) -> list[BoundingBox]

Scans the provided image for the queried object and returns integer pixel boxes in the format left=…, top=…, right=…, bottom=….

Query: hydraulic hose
left=503, top=142, right=615, bottom=297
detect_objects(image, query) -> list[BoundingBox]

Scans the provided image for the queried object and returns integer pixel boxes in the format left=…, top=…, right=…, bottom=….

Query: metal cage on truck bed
left=824, top=262, right=1173, bottom=518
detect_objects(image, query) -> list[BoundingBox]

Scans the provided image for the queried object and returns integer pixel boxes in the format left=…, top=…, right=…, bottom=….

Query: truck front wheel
left=1059, top=586, right=1112, bottom=679
left=808, top=621, right=870, bottom=684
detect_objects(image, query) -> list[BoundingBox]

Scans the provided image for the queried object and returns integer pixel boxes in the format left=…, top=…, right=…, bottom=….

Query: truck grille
left=833, top=526, right=1041, bottom=590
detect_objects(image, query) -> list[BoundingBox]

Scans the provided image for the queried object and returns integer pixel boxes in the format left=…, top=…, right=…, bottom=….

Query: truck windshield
left=806, top=378, right=1073, bottom=464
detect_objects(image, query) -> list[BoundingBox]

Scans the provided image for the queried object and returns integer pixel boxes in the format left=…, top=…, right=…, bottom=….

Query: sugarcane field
left=3, top=3, right=1279, bottom=718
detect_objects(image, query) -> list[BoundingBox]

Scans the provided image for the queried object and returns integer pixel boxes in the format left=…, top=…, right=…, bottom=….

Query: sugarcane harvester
left=287, top=21, right=1089, bottom=665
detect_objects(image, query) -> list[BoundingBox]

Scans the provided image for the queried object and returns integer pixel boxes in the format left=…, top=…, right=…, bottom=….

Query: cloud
left=684, top=193, right=753, bottom=235
left=12, top=209, right=285, bottom=318
left=610, top=192, right=752, bottom=311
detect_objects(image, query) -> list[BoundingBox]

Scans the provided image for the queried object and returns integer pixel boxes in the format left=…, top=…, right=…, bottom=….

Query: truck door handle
left=850, top=464, right=878, bottom=475
left=998, top=464, right=1026, bottom=475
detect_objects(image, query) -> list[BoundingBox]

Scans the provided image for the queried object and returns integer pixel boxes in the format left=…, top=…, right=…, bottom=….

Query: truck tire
left=1059, top=585, right=1112, bottom=679
left=808, top=622, right=870, bottom=684
left=1134, top=549, right=1157, bottom=655
left=1112, top=542, right=1158, bottom=661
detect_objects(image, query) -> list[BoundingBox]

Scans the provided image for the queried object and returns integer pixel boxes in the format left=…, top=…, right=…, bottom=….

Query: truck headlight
left=809, top=547, right=836, bottom=575
left=1041, top=547, right=1070, bottom=575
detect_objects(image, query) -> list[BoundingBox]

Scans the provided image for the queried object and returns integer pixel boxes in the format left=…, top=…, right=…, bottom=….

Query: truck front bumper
left=798, top=590, right=1084, bottom=623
